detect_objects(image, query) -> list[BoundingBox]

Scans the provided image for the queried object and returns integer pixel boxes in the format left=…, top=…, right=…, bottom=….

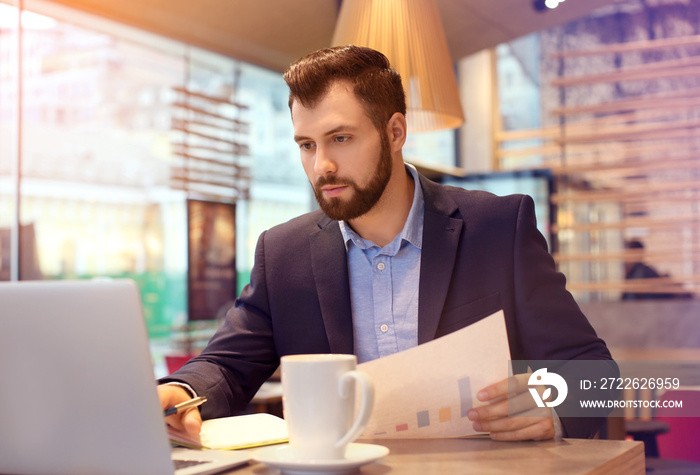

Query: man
left=159, top=45, right=614, bottom=441
left=622, top=239, right=689, bottom=300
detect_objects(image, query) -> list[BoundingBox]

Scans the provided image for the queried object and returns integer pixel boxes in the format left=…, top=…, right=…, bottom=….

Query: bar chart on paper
left=357, top=311, right=511, bottom=439
left=367, top=376, right=474, bottom=437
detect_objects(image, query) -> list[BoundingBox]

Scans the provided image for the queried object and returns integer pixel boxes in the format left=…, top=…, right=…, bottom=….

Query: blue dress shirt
left=339, top=164, right=424, bottom=363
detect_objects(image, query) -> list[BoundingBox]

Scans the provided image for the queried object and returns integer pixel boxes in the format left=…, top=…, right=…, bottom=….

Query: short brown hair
left=283, top=45, right=406, bottom=131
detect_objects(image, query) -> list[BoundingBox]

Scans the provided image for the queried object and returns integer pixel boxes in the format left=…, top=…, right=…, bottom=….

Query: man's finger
left=158, top=385, right=203, bottom=436
left=477, top=373, right=532, bottom=402
left=504, top=390, right=550, bottom=416
left=470, top=390, right=548, bottom=421
left=164, top=408, right=202, bottom=435
left=468, top=397, right=509, bottom=422
left=182, top=408, right=203, bottom=436
left=473, top=413, right=548, bottom=433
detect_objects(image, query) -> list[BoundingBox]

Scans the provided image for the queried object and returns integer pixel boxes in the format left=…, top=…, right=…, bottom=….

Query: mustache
left=315, top=175, right=354, bottom=188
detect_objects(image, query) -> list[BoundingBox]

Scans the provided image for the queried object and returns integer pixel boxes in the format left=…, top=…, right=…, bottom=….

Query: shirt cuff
left=162, top=381, right=198, bottom=399
left=552, top=408, right=565, bottom=439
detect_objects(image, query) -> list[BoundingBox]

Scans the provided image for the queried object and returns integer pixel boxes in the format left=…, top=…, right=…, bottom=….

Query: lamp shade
left=332, top=0, right=465, bottom=132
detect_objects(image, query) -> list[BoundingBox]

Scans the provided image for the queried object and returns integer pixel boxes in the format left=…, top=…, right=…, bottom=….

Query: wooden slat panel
left=172, top=125, right=249, bottom=151
left=551, top=180, right=700, bottom=203
left=566, top=280, right=698, bottom=293
left=497, top=144, right=562, bottom=159
left=553, top=248, right=700, bottom=263
left=551, top=64, right=700, bottom=88
left=500, top=137, right=700, bottom=162
left=550, top=34, right=700, bottom=58
left=495, top=126, right=561, bottom=141
left=549, top=154, right=700, bottom=175
left=173, top=86, right=249, bottom=110
left=172, top=142, right=238, bottom=156
left=172, top=117, right=245, bottom=134
left=551, top=88, right=700, bottom=116
left=170, top=86, right=250, bottom=202
left=553, top=215, right=700, bottom=233
left=172, top=150, right=247, bottom=174
left=172, top=101, right=249, bottom=128
left=170, top=174, right=247, bottom=190
left=551, top=118, right=700, bottom=144
left=170, top=166, right=243, bottom=181
left=497, top=34, right=700, bottom=301
left=497, top=111, right=654, bottom=142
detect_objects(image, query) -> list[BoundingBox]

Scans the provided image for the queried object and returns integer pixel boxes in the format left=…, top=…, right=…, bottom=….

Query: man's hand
left=467, top=373, right=555, bottom=441
left=157, top=385, right=202, bottom=436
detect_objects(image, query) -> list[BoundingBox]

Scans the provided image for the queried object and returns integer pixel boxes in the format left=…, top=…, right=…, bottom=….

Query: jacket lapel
left=309, top=217, right=354, bottom=354
left=307, top=174, right=463, bottom=351
left=417, top=176, right=463, bottom=344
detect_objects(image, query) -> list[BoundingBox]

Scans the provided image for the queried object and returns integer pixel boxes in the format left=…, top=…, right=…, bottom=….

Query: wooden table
left=226, top=437, right=644, bottom=474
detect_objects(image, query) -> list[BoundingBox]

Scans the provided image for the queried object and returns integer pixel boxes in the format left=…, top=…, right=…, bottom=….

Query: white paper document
left=358, top=310, right=511, bottom=438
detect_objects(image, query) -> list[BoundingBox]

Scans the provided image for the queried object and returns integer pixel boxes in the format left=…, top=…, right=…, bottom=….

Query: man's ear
left=386, top=112, right=407, bottom=152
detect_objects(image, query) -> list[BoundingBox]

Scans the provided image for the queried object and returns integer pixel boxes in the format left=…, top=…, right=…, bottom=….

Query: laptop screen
left=0, top=280, right=175, bottom=475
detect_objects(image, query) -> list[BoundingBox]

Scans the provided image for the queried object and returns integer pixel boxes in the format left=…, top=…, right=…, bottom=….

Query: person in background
left=158, top=45, right=615, bottom=441
left=622, top=239, right=692, bottom=300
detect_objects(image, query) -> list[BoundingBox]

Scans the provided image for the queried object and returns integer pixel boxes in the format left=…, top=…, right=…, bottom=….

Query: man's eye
left=335, top=135, right=349, bottom=143
left=299, top=142, right=314, bottom=150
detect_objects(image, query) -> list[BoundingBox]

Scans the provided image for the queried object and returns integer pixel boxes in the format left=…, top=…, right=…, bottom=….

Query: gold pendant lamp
left=332, top=0, right=465, bottom=132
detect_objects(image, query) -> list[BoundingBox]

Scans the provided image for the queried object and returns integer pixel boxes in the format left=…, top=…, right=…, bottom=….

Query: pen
left=163, top=396, right=207, bottom=417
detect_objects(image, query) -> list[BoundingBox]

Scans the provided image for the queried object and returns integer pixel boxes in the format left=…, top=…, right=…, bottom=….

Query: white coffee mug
left=280, top=354, right=374, bottom=460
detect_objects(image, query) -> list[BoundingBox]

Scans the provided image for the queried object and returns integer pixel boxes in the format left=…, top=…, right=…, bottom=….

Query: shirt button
left=377, top=263, right=386, bottom=271
left=380, top=324, right=389, bottom=332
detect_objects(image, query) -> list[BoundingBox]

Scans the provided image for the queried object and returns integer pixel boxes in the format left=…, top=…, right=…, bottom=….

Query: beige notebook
left=168, top=413, right=288, bottom=450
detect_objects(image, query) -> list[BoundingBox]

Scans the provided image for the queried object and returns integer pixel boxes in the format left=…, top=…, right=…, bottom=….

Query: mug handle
left=335, top=370, right=374, bottom=449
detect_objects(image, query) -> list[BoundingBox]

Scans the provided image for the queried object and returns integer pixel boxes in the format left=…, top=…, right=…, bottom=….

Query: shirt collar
left=339, top=163, right=424, bottom=252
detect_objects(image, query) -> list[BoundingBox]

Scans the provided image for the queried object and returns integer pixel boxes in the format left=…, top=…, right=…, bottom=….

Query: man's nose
left=313, top=146, right=337, bottom=175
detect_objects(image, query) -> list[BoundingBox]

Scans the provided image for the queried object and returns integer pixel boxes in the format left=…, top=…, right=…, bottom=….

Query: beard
left=312, top=133, right=393, bottom=221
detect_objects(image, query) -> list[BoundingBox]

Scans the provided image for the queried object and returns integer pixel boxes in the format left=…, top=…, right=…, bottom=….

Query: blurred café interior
left=1, top=0, right=699, bottom=463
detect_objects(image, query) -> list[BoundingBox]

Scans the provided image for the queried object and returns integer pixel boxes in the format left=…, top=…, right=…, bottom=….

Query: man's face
left=292, top=82, right=392, bottom=221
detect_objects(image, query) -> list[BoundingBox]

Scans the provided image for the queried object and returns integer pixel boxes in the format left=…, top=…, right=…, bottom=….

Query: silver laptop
left=0, top=279, right=250, bottom=475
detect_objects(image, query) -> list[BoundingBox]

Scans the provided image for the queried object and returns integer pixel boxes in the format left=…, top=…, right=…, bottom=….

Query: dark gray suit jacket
left=163, top=174, right=614, bottom=438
